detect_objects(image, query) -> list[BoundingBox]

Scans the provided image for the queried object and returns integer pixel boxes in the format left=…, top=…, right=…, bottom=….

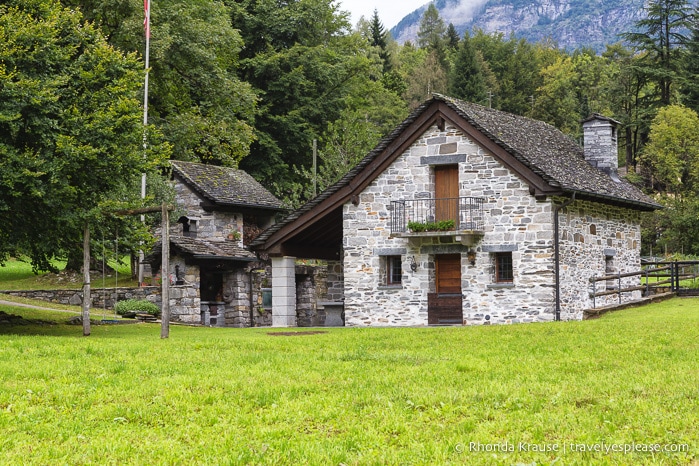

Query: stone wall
left=1, top=287, right=161, bottom=309
left=341, top=122, right=642, bottom=326
left=166, top=258, right=201, bottom=324
left=296, top=265, right=327, bottom=327
left=250, top=267, right=273, bottom=327
left=558, top=199, right=642, bottom=319
left=173, top=180, right=244, bottom=246
left=168, top=285, right=200, bottom=323
left=5, top=263, right=327, bottom=328
left=325, top=260, right=344, bottom=303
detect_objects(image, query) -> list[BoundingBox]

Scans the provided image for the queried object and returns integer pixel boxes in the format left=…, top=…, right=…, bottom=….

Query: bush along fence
left=589, top=261, right=699, bottom=308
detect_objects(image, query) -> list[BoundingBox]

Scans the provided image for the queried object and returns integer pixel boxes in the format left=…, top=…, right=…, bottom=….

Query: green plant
left=114, top=299, right=160, bottom=317
left=407, top=219, right=456, bottom=232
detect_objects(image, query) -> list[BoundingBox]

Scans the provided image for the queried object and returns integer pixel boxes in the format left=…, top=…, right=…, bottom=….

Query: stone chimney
left=582, top=114, right=620, bottom=182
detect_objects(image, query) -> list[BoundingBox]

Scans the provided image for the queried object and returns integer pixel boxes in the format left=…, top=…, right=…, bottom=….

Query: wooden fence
left=589, top=261, right=699, bottom=308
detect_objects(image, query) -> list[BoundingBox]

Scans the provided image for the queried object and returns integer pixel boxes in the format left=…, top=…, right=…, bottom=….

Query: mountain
left=390, top=0, right=652, bottom=52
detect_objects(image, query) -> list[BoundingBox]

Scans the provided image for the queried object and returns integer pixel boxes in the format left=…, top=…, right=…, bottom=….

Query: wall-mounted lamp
left=467, top=249, right=477, bottom=266
left=409, top=256, right=418, bottom=272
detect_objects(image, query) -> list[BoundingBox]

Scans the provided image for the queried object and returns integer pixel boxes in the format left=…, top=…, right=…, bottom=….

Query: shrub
left=115, top=299, right=160, bottom=317
left=407, top=219, right=455, bottom=232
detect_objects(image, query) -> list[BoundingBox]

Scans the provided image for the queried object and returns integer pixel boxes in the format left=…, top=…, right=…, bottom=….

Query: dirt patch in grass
left=267, top=331, right=328, bottom=336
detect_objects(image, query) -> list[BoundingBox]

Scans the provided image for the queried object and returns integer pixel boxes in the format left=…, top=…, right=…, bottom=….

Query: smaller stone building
left=146, top=161, right=292, bottom=326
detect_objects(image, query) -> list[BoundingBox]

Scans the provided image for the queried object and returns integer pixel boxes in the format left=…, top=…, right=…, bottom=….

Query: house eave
left=561, top=187, right=662, bottom=212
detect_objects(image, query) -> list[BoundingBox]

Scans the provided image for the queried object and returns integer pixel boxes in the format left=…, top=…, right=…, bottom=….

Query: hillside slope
left=391, top=0, right=659, bottom=51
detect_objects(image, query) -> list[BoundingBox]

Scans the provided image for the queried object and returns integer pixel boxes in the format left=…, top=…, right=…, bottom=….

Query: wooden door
left=434, top=165, right=458, bottom=226
left=428, top=254, right=463, bottom=325
left=436, top=254, right=461, bottom=293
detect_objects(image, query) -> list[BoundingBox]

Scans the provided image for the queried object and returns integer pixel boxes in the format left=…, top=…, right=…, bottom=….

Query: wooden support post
left=160, top=202, right=170, bottom=339
left=82, top=224, right=91, bottom=336
left=617, top=272, right=622, bottom=304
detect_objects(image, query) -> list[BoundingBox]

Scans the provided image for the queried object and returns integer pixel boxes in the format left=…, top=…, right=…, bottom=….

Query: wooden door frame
left=429, top=254, right=463, bottom=325
left=434, top=165, right=459, bottom=225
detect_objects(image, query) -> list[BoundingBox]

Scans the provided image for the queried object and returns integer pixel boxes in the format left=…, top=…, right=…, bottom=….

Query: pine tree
left=622, top=0, right=692, bottom=105
left=449, top=32, right=486, bottom=104
left=417, top=4, right=447, bottom=67
left=446, top=23, right=460, bottom=50
left=369, top=9, right=392, bottom=73
left=680, top=9, right=699, bottom=111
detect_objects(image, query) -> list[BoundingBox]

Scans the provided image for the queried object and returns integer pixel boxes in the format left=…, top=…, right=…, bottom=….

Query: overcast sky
left=337, top=0, right=428, bottom=29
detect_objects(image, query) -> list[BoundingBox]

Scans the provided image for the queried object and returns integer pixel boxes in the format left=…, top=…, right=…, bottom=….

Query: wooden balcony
left=390, top=197, right=485, bottom=244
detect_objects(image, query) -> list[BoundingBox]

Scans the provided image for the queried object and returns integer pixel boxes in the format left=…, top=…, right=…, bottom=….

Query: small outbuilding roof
left=171, top=161, right=283, bottom=211
left=147, top=236, right=257, bottom=264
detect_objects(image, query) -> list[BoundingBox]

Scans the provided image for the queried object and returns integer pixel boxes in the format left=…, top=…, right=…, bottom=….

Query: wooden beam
left=279, top=243, right=341, bottom=261
left=160, top=202, right=170, bottom=339
left=82, top=224, right=91, bottom=336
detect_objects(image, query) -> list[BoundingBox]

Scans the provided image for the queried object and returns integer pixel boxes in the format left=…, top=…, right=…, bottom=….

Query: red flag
left=144, top=0, right=150, bottom=39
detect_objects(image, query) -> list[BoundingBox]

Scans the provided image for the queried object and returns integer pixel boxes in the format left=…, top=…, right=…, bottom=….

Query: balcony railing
left=390, top=197, right=485, bottom=235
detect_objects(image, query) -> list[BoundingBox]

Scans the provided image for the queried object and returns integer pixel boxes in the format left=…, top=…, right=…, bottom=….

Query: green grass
left=0, top=257, right=138, bottom=290
left=0, top=299, right=698, bottom=465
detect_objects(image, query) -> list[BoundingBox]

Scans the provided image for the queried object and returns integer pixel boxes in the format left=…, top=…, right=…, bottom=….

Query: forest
left=2, top=0, right=699, bottom=273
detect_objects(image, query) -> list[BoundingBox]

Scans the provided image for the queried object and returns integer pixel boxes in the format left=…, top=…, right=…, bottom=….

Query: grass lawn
left=0, top=257, right=139, bottom=291
left=0, top=299, right=697, bottom=465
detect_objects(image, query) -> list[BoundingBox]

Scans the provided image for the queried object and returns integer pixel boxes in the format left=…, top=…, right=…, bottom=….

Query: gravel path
left=0, top=299, right=81, bottom=314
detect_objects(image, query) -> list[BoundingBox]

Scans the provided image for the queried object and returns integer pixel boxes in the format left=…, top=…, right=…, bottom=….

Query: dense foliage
left=0, top=0, right=169, bottom=272
left=3, top=0, right=699, bottom=271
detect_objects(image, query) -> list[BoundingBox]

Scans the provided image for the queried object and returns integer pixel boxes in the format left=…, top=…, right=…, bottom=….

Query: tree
left=622, top=0, right=692, bottom=105
left=286, top=81, right=407, bottom=205
left=64, top=0, right=257, bottom=167
left=404, top=51, right=448, bottom=109
left=228, top=0, right=408, bottom=203
left=368, top=9, right=391, bottom=73
left=602, top=43, right=654, bottom=172
left=680, top=9, right=699, bottom=111
left=640, top=105, right=699, bottom=195
left=417, top=3, right=447, bottom=67
left=471, top=30, right=543, bottom=114
left=0, top=0, right=169, bottom=272
left=640, top=105, right=699, bottom=254
left=446, top=23, right=460, bottom=50
left=448, top=32, right=487, bottom=104
left=532, top=56, right=580, bottom=135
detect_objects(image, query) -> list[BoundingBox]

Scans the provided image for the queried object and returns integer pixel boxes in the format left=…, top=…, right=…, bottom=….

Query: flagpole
left=139, top=0, right=151, bottom=286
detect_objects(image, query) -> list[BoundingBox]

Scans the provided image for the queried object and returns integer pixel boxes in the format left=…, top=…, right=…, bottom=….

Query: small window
left=178, top=216, right=198, bottom=238
left=386, top=256, right=402, bottom=286
left=494, top=252, right=513, bottom=283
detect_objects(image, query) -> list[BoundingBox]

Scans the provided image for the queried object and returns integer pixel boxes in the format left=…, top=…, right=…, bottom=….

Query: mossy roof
left=171, top=161, right=283, bottom=211
left=148, top=236, right=257, bottom=263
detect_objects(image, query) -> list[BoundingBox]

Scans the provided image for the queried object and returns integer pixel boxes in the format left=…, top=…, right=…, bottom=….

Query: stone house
left=146, top=161, right=286, bottom=326
left=252, top=94, right=660, bottom=327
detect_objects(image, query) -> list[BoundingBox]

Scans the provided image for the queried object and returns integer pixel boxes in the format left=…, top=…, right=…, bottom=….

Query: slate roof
left=438, top=94, right=658, bottom=209
left=251, top=94, right=659, bottom=249
left=148, top=236, right=257, bottom=262
left=171, top=161, right=283, bottom=211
